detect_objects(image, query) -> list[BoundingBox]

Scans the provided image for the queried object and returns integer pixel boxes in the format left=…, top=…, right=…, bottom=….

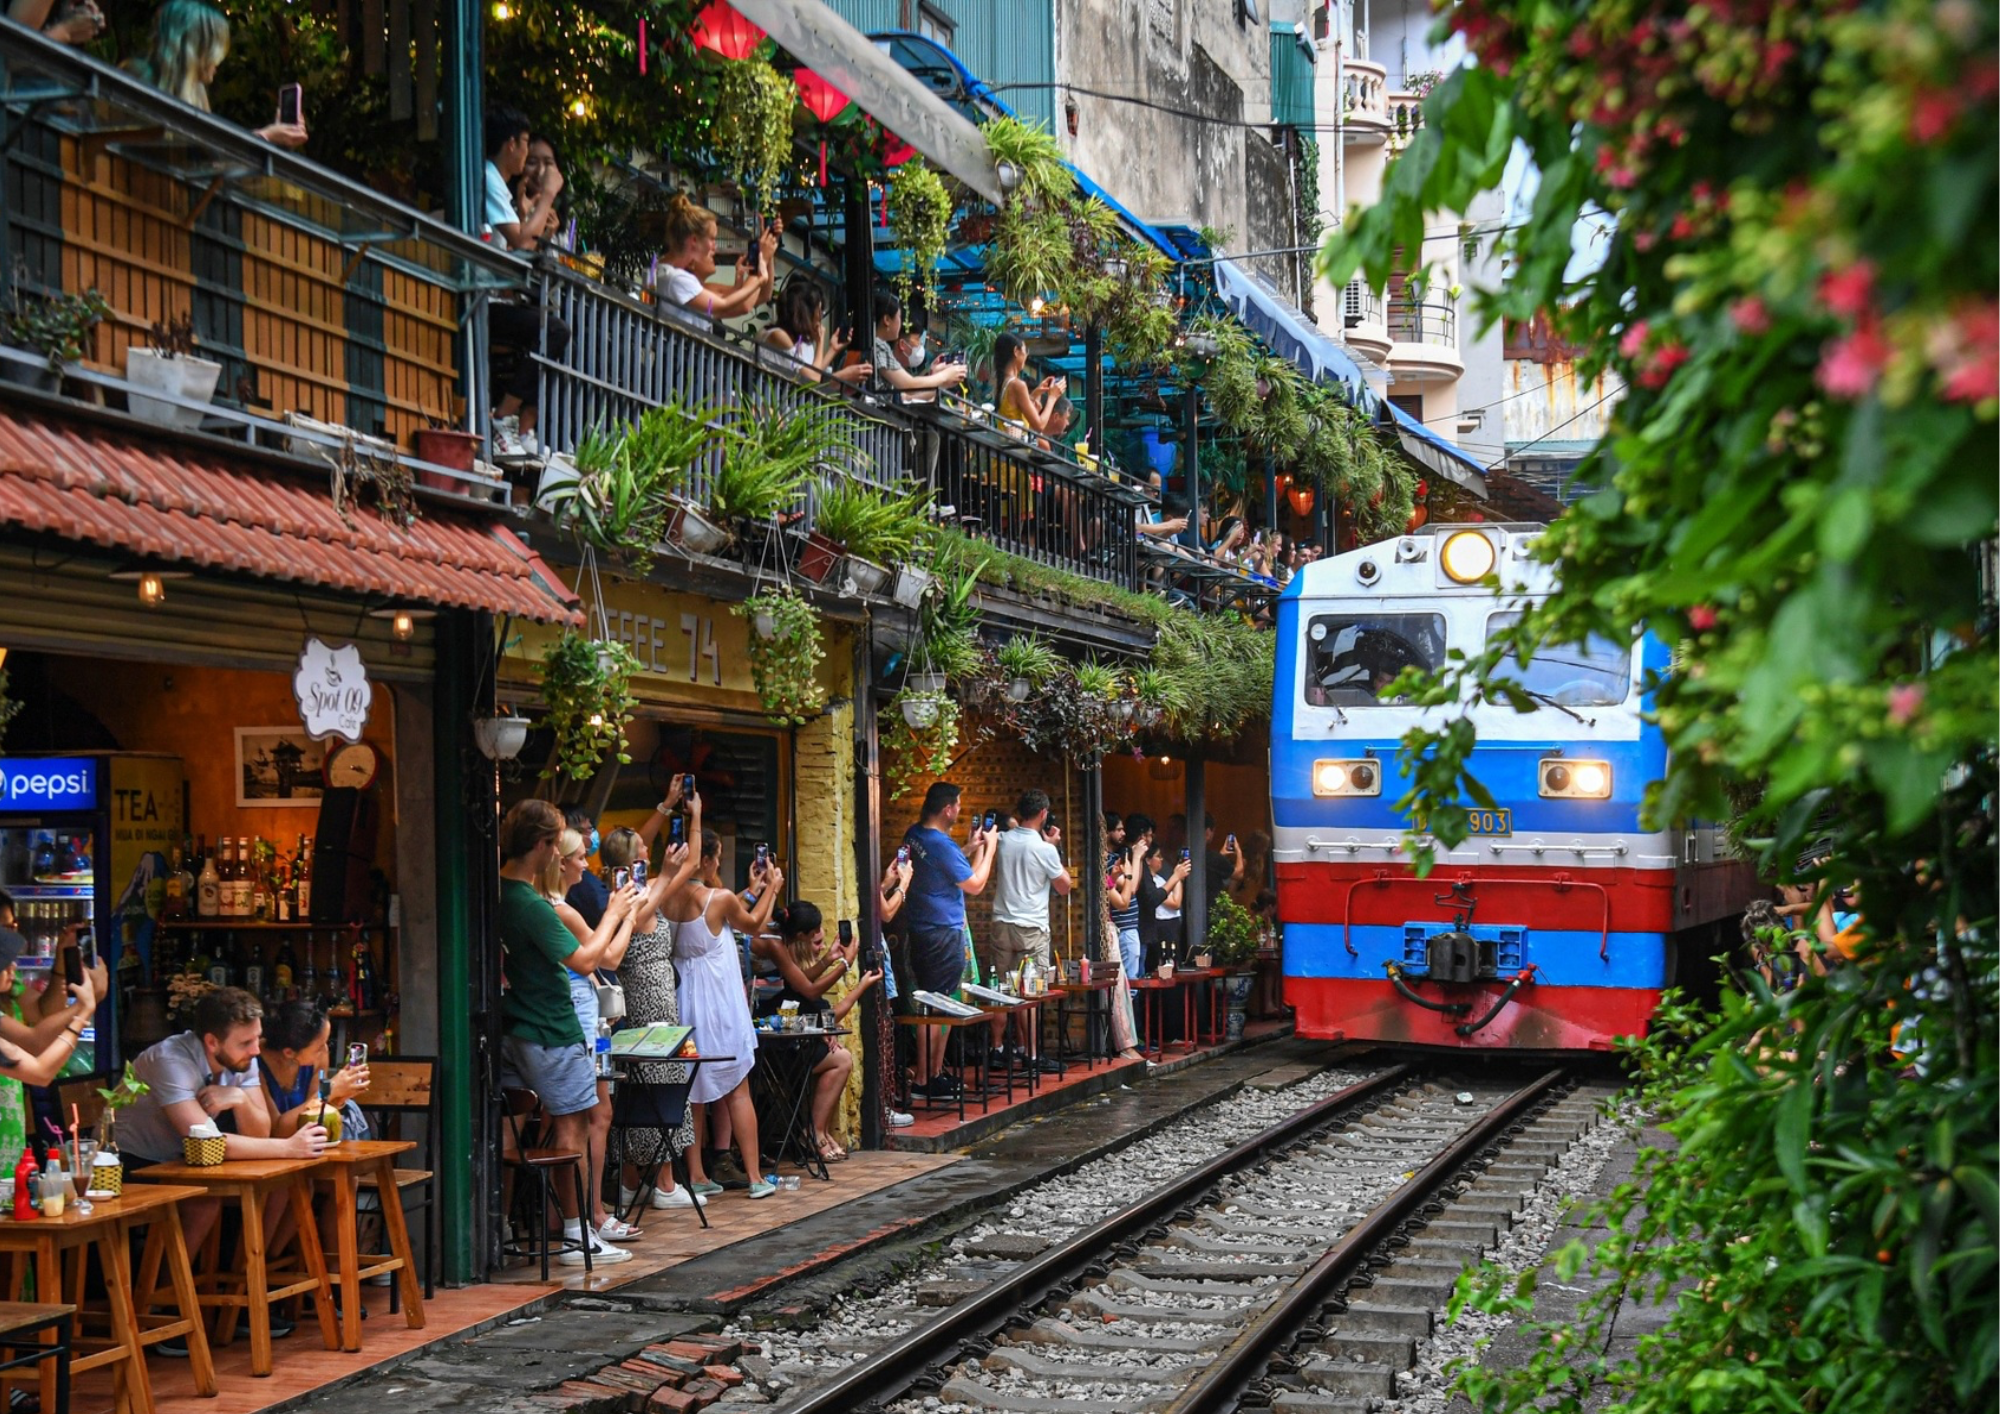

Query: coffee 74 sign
left=293, top=637, right=374, bottom=742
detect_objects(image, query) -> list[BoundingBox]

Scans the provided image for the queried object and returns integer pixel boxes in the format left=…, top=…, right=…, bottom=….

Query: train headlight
left=1440, top=531, right=1497, bottom=584
left=1313, top=759, right=1381, bottom=797
left=1540, top=758, right=1612, bottom=798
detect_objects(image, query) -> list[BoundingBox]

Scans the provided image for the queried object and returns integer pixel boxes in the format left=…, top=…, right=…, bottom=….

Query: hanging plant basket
left=907, top=670, right=947, bottom=697
left=733, top=587, right=826, bottom=725
left=891, top=563, right=934, bottom=608
left=537, top=630, right=640, bottom=781
left=900, top=692, right=945, bottom=729
left=752, top=610, right=777, bottom=640
left=842, top=554, right=892, bottom=598
left=668, top=499, right=732, bottom=555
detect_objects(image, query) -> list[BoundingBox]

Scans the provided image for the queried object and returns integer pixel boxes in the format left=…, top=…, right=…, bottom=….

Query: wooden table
left=133, top=1157, right=338, bottom=1376
left=0, top=1303, right=75, bottom=1414
left=894, top=1010, right=999, bottom=1121
left=1130, top=974, right=1196, bottom=1058
left=314, top=1140, right=426, bottom=1352
left=0, top=1184, right=211, bottom=1414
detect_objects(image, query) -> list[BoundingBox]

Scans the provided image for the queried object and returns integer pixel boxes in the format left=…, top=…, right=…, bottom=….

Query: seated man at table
left=121, top=986, right=327, bottom=1344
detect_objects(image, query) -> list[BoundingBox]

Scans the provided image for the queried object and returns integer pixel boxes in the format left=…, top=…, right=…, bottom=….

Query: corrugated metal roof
left=0, top=411, right=582, bottom=625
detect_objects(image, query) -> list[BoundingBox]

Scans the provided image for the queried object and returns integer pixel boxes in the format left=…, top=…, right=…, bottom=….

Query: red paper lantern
left=691, top=1, right=764, bottom=60
left=879, top=131, right=915, bottom=166
left=1287, top=481, right=1316, bottom=517
left=1405, top=505, right=1429, bottom=533
left=793, top=68, right=849, bottom=124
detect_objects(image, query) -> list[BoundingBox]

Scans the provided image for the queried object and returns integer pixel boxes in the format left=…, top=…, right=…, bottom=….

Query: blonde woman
left=126, top=0, right=309, bottom=147
left=656, top=193, right=775, bottom=320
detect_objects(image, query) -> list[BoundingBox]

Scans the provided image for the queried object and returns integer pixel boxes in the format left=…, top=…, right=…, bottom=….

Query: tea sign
left=293, top=637, right=374, bottom=742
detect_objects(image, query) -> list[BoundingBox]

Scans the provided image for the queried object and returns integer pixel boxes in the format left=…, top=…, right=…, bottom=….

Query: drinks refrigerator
left=0, top=753, right=185, bottom=1075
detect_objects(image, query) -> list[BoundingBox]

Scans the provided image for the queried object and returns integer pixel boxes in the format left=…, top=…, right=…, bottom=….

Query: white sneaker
left=558, top=1228, right=633, bottom=1265
left=650, top=1185, right=705, bottom=1210
left=887, top=1109, right=915, bottom=1128
left=491, top=416, right=533, bottom=460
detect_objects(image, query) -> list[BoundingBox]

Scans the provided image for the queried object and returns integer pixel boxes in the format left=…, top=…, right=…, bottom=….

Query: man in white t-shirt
left=478, top=107, right=570, bottom=461
left=987, top=789, right=1073, bottom=1072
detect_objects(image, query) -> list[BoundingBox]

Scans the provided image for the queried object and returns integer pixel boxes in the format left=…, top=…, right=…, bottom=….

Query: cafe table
left=0, top=1182, right=213, bottom=1414
left=132, top=1156, right=339, bottom=1376
left=893, top=1009, right=1000, bottom=1121
left=1129, top=972, right=1197, bottom=1058
left=312, top=1140, right=426, bottom=1352
left=750, top=1025, right=850, bottom=1181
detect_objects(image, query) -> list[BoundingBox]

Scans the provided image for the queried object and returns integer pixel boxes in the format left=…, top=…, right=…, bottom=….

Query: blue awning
left=1211, top=261, right=1487, bottom=496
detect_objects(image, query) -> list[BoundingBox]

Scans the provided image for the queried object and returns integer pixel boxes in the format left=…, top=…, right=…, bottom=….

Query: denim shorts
left=499, top=1033, right=599, bottom=1117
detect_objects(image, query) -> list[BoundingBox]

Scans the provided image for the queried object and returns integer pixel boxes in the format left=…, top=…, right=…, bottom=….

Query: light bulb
left=491, top=1, right=511, bottom=18
left=1028, top=295, right=1045, bottom=316
left=138, top=572, right=166, bottom=609
left=391, top=611, right=415, bottom=641
left=588, top=712, right=605, bottom=728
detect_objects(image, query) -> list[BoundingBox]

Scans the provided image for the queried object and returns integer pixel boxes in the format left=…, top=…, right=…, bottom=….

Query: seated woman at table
left=662, top=825, right=783, bottom=1199
left=601, top=816, right=705, bottom=1213
left=761, top=281, right=872, bottom=387
left=655, top=194, right=776, bottom=322
left=259, top=1001, right=371, bottom=1283
left=751, top=902, right=880, bottom=1165
left=994, top=333, right=1065, bottom=440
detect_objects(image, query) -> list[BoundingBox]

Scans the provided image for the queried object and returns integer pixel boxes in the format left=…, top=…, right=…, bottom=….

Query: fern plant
left=813, top=479, right=929, bottom=564
left=711, top=402, right=858, bottom=523
left=981, top=116, right=1073, bottom=207
left=996, top=632, right=1061, bottom=687
left=542, top=404, right=719, bottom=573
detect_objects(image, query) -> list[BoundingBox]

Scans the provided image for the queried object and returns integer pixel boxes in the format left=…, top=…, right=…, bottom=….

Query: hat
left=0, top=930, right=26, bottom=971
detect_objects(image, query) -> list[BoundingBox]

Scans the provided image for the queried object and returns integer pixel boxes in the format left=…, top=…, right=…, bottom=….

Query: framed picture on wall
left=236, top=727, right=328, bottom=808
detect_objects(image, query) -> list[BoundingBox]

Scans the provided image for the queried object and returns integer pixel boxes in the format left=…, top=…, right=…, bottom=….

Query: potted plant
left=89, top=1063, right=150, bottom=1195
left=733, top=587, right=825, bottom=725
left=708, top=56, right=797, bottom=198
left=1, top=263, right=109, bottom=391
left=884, top=686, right=959, bottom=798
left=537, top=628, right=639, bottom=780
left=412, top=399, right=484, bottom=484
left=813, top=479, right=924, bottom=597
left=1206, top=893, right=1264, bottom=1041
left=996, top=632, right=1060, bottom=704
left=1132, top=666, right=1176, bottom=727
left=709, top=402, right=855, bottom=554
left=887, top=157, right=954, bottom=306
left=123, top=313, right=223, bottom=430
left=545, top=405, right=717, bottom=573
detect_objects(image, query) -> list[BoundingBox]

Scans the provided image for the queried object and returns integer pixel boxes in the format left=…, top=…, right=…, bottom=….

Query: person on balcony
left=480, top=107, right=571, bottom=461
left=126, top=1, right=307, bottom=147
left=869, top=294, right=967, bottom=403
left=657, top=194, right=776, bottom=322
left=760, top=280, right=871, bottom=387
left=993, top=333, right=1065, bottom=441
left=8, top=0, right=105, bottom=45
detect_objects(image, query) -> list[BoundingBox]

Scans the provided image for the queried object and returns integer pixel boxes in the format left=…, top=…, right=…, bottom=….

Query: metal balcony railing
left=1387, top=298, right=1458, bottom=348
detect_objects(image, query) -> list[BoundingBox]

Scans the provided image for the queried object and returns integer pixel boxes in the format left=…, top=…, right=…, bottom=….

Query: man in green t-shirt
left=496, top=800, right=638, bottom=1265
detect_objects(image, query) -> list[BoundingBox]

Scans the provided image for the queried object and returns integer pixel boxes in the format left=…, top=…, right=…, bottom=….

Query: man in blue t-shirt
left=901, top=781, right=996, bottom=1097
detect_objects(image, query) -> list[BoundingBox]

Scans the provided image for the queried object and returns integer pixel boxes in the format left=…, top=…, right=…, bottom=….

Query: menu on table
left=609, top=1023, right=694, bottom=1058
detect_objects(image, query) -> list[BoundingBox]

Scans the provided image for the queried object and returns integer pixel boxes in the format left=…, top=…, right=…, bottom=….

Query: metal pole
left=1263, top=449, right=1278, bottom=534
left=1082, top=765, right=1105, bottom=961
left=854, top=632, right=885, bottom=1151
left=432, top=609, right=485, bottom=1285
left=1180, top=384, right=1202, bottom=554
left=442, top=0, right=482, bottom=236
left=1184, top=755, right=1207, bottom=954
left=844, top=180, right=876, bottom=357
left=1084, top=324, right=1105, bottom=451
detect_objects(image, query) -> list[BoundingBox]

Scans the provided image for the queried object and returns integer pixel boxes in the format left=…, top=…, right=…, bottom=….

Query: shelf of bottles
left=151, top=833, right=397, bottom=1048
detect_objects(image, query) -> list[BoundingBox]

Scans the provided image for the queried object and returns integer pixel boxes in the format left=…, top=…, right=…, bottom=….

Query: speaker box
left=311, top=786, right=379, bottom=925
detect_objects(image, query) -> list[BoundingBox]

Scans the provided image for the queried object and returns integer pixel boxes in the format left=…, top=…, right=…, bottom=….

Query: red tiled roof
left=0, top=410, right=582, bottom=625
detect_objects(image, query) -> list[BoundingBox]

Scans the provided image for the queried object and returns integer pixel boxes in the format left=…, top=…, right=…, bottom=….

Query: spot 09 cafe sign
left=292, top=638, right=374, bottom=743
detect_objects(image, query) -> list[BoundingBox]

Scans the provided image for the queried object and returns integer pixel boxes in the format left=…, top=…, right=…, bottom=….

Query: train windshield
left=1303, top=613, right=1448, bottom=706
left=1485, top=612, right=1634, bottom=705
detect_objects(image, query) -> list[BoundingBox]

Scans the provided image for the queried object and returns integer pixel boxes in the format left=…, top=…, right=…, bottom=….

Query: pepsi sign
left=0, top=759, right=96, bottom=811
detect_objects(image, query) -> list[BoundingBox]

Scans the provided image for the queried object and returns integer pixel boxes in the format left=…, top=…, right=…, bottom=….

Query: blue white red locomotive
left=1272, top=523, right=1756, bottom=1052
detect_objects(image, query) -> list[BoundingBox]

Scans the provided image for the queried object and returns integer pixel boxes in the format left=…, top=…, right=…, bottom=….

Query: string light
left=491, top=1, right=511, bottom=18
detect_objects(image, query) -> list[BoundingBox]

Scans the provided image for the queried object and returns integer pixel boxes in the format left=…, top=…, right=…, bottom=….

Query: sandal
left=597, top=1216, right=644, bottom=1242
left=816, top=1136, right=848, bottom=1163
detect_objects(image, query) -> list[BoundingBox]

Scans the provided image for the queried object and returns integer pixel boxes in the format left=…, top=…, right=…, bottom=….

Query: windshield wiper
left=1522, top=688, right=1593, bottom=726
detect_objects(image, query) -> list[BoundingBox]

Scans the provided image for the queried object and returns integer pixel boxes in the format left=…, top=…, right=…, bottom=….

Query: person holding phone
left=0, top=917, right=101, bottom=1180
left=656, top=195, right=776, bottom=322
left=125, top=1, right=308, bottom=147
left=254, top=999, right=371, bottom=1141
left=751, top=902, right=879, bottom=1162
left=900, top=782, right=998, bottom=1099
left=760, top=281, right=872, bottom=387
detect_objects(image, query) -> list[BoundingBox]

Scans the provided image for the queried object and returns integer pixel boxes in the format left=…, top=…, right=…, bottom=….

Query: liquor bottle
left=242, top=935, right=266, bottom=1001
left=188, top=933, right=214, bottom=986
left=350, top=932, right=378, bottom=1012
left=179, top=840, right=196, bottom=914
left=251, top=839, right=272, bottom=922
left=273, top=933, right=298, bottom=998
left=299, top=933, right=319, bottom=1004
left=207, top=933, right=231, bottom=989
left=275, top=864, right=292, bottom=924
left=213, top=838, right=234, bottom=919
left=164, top=847, right=188, bottom=921
left=232, top=838, right=254, bottom=919
left=196, top=847, right=221, bottom=919
left=295, top=836, right=314, bottom=919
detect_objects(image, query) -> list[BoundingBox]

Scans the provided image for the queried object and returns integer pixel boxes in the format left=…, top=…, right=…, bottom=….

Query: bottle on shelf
left=252, top=838, right=272, bottom=922
left=215, top=838, right=235, bottom=920
left=206, top=933, right=231, bottom=989
left=273, top=933, right=298, bottom=999
left=295, top=835, right=314, bottom=919
left=30, top=834, right=54, bottom=880
left=234, top=837, right=255, bottom=920
left=299, top=934, right=319, bottom=1004
left=243, top=934, right=266, bottom=1000
left=196, top=847, right=221, bottom=920
left=164, top=847, right=188, bottom=921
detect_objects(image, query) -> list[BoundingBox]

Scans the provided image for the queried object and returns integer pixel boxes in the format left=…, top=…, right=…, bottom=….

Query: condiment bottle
left=12, top=1147, right=38, bottom=1220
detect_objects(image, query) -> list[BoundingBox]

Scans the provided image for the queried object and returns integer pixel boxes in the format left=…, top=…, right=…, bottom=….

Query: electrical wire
left=1484, top=388, right=1617, bottom=471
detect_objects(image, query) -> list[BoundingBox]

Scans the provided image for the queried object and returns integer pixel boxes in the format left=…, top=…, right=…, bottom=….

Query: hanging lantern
left=691, top=0, right=764, bottom=60
left=794, top=68, right=850, bottom=124
left=1287, top=479, right=1316, bottom=517
left=879, top=130, right=915, bottom=166
left=1405, top=505, right=1429, bottom=533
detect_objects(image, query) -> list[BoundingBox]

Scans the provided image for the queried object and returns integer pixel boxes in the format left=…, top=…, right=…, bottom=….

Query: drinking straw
left=69, top=1104, right=80, bottom=1179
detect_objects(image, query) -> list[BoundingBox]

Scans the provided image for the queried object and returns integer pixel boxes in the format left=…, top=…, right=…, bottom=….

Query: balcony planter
left=412, top=427, right=483, bottom=489
left=667, top=499, right=732, bottom=555
left=841, top=554, right=892, bottom=598
left=890, top=563, right=933, bottom=608
left=794, top=529, right=845, bottom=585
left=0, top=350, right=59, bottom=394
left=124, top=347, right=221, bottom=430
left=899, top=691, right=947, bottom=729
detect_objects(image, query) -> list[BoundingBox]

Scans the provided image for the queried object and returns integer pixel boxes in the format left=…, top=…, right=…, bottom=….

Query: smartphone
left=1182, top=848, right=1191, bottom=861
left=277, top=83, right=303, bottom=127
left=895, top=845, right=910, bottom=865
left=632, top=858, right=648, bottom=887
left=347, top=1043, right=368, bottom=1070
left=1226, top=834, right=1237, bottom=852
left=60, top=943, right=82, bottom=989
left=982, top=811, right=997, bottom=831
left=74, top=926, right=94, bottom=969
left=612, top=866, right=631, bottom=890
left=683, top=773, right=696, bottom=798
left=755, top=843, right=771, bottom=867
left=838, top=919, right=853, bottom=949
left=746, top=222, right=762, bottom=274
left=669, top=815, right=686, bottom=848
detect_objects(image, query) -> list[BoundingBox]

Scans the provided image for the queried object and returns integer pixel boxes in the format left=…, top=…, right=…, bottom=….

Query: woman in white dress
left=663, top=820, right=783, bottom=1200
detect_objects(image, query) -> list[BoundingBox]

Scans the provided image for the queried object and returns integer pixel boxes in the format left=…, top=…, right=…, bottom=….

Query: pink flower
left=1638, top=342, right=1690, bottom=388
left=1938, top=300, right=2000, bottom=404
left=1817, top=320, right=1893, bottom=398
left=1619, top=321, right=1652, bottom=359
left=1688, top=605, right=1718, bottom=631
left=1909, top=90, right=1960, bottom=143
left=1887, top=683, right=1923, bottom=726
left=1730, top=297, right=1771, bottom=334
left=1819, top=262, right=1876, bottom=319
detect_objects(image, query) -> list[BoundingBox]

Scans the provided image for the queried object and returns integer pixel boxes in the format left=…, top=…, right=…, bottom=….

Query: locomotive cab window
left=1485, top=612, right=1634, bottom=706
left=1304, top=614, right=1447, bottom=706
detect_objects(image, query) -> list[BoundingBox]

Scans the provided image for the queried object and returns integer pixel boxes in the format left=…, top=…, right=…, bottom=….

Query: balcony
left=1386, top=298, right=1463, bottom=381
left=1340, top=60, right=1392, bottom=142
left=1386, top=91, right=1427, bottom=153
left=1341, top=277, right=1392, bottom=362
left=0, top=24, right=521, bottom=506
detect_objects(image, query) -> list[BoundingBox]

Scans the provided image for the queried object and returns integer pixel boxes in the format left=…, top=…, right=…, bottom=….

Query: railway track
left=776, top=1063, right=1610, bottom=1414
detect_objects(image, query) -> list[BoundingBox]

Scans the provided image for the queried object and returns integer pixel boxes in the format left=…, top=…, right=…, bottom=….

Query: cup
left=1159, top=961, right=1176, bottom=980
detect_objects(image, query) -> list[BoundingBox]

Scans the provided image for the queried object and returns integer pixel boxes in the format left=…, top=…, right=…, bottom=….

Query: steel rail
left=1162, top=1064, right=1573, bottom=1414
left=781, top=1062, right=1417, bottom=1414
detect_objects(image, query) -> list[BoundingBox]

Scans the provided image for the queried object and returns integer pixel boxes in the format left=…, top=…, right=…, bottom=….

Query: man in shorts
left=988, top=790, right=1073, bottom=1072
left=900, top=782, right=997, bottom=1098
left=496, top=799, right=637, bottom=1265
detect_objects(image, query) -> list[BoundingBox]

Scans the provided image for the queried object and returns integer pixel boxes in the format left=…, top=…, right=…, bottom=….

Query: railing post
left=1181, top=384, right=1202, bottom=554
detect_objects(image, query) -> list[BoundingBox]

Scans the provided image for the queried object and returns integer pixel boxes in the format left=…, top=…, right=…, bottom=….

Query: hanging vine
left=886, top=157, right=954, bottom=307
left=733, top=586, right=825, bottom=726
left=537, top=630, right=639, bottom=781
left=707, top=55, right=798, bottom=199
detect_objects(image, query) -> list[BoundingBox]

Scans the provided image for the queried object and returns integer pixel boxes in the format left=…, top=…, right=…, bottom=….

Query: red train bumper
left=1286, top=976, right=1659, bottom=1052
